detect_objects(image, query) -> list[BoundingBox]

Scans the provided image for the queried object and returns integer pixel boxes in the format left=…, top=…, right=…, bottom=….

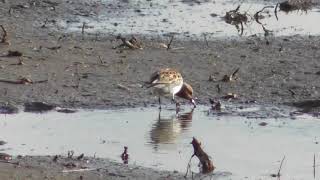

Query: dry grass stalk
left=0, top=25, right=9, bottom=44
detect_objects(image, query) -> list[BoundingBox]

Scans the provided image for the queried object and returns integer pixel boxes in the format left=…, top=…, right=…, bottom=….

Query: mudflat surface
left=0, top=0, right=320, bottom=179
left=0, top=0, right=320, bottom=111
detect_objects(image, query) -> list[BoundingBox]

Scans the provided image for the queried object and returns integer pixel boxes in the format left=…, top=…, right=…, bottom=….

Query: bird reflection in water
left=149, top=108, right=194, bottom=151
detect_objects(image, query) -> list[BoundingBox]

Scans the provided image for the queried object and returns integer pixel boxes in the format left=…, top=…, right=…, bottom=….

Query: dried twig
left=81, top=22, right=86, bottom=35
left=0, top=25, right=8, bottom=44
left=277, top=156, right=286, bottom=178
left=0, top=77, right=47, bottom=85
left=275, top=3, right=279, bottom=21
left=167, top=35, right=174, bottom=50
left=314, top=153, right=316, bottom=179
left=186, top=137, right=215, bottom=176
left=116, top=35, right=143, bottom=49
left=254, top=6, right=274, bottom=24
left=203, top=33, right=209, bottom=48
left=222, top=68, right=240, bottom=82
left=62, top=168, right=97, bottom=173
left=67, top=150, right=74, bottom=158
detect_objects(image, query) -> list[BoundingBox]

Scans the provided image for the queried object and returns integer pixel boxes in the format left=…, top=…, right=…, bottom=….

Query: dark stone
left=0, top=140, right=7, bottom=145
left=56, top=108, right=77, bottom=113
left=24, top=102, right=56, bottom=112
left=0, top=103, right=19, bottom=114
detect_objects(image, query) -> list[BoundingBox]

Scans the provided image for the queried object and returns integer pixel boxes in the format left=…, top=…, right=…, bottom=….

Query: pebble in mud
left=258, top=122, right=268, bottom=126
left=0, top=141, right=7, bottom=145
left=24, top=102, right=56, bottom=112
left=0, top=103, right=18, bottom=114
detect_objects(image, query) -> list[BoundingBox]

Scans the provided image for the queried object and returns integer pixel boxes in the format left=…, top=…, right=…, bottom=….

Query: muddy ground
left=0, top=0, right=320, bottom=179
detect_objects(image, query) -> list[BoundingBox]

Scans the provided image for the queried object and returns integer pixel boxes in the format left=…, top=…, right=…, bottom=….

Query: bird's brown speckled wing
left=146, top=68, right=183, bottom=87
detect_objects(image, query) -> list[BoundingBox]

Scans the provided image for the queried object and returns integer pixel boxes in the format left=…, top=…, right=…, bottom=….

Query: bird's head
left=176, top=82, right=196, bottom=108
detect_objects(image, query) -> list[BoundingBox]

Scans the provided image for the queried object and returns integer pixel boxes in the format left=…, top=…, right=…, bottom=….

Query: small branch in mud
left=288, top=89, right=296, bottom=98
left=0, top=77, right=48, bottom=85
left=121, top=146, right=129, bottom=164
left=115, top=35, right=143, bottom=50
left=81, top=22, right=86, bottom=40
left=67, top=150, right=74, bottom=158
left=0, top=50, right=23, bottom=57
left=254, top=6, right=274, bottom=24
left=9, top=57, right=25, bottom=66
left=203, top=33, right=209, bottom=48
left=277, top=156, right=286, bottom=177
left=0, top=25, right=8, bottom=44
left=222, top=68, right=240, bottom=82
left=271, top=156, right=286, bottom=178
left=185, top=137, right=215, bottom=177
left=224, top=5, right=248, bottom=36
left=41, top=18, right=49, bottom=28
left=167, top=35, right=174, bottom=50
left=313, top=153, right=316, bottom=179
left=209, top=99, right=222, bottom=111
left=77, top=153, right=84, bottom=160
left=275, top=3, right=280, bottom=20
left=279, top=0, right=313, bottom=13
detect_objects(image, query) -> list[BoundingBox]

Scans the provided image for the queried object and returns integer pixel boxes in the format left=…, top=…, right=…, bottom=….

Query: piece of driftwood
left=0, top=77, right=48, bottom=85
left=185, top=137, right=215, bottom=176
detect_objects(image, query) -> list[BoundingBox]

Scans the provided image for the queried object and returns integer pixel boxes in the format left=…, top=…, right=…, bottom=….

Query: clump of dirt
left=279, top=0, right=314, bottom=12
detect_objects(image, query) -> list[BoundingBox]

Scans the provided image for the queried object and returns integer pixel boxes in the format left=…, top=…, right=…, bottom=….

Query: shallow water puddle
left=60, top=0, right=320, bottom=38
left=0, top=105, right=320, bottom=179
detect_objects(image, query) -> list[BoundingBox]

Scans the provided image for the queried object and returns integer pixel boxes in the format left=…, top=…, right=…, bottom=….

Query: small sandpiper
left=146, top=68, right=196, bottom=109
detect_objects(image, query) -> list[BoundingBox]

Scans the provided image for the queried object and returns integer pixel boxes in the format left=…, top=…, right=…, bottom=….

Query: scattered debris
left=222, top=68, right=240, bottom=82
left=167, top=35, right=174, bottom=50
left=1, top=50, right=23, bottom=57
left=0, top=77, right=47, bottom=85
left=314, top=153, right=316, bottom=179
left=222, top=93, right=238, bottom=100
left=258, top=122, right=268, bottom=126
left=63, top=162, right=77, bottom=169
left=121, top=146, right=129, bottom=164
left=56, top=108, right=77, bottom=113
left=24, top=102, right=56, bottom=112
left=117, top=84, right=130, bottom=91
left=270, top=156, right=286, bottom=178
left=77, top=153, right=84, bottom=160
left=115, top=35, right=143, bottom=50
left=278, top=0, right=313, bottom=13
left=67, top=150, right=74, bottom=158
left=209, top=99, right=222, bottom=111
left=53, top=155, right=59, bottom=162
left=0, top=140, right=7, bottom=145
left=0, top=103, right=19, bottom=114
left=8, top=57, right=25, bottom=66
left=0, top=25, right=9, bottom=44
left=254, top=6, right=274, bottom=24
left=224, top=6, right=248, bottom=36
left=0, top=153, right=12, bottom=161
left=185, top=137, right=215, bottom=177
left=208, top=75, right=215, bottom=82
left=46, top=45, right=61, bottom=50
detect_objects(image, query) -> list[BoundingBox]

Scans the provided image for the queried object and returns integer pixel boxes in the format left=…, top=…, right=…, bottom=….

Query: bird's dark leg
left=158, top=96, right=162, bottom=110
left=172, top=95, right=180, bottom=113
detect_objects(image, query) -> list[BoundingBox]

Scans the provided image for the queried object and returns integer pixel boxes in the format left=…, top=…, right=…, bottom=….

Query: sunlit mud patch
left=0, top=105, right=319, bottom=179
left=58, top=0, right=320, bottom=38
